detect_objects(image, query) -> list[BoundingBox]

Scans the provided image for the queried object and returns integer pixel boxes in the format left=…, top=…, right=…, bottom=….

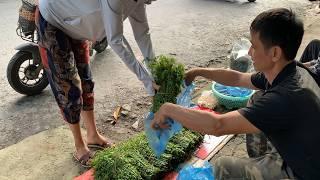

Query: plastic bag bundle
left=229, top=38, right=253, bottom=72
left=144, top=83, right=195, bottom=157
left=214, top=83, right=252, bottom=97
left=177, top=161, right=215, bottom=180
left=212, top=82, right=254, bottom=109
left=176, top=82, right=195, bottom=107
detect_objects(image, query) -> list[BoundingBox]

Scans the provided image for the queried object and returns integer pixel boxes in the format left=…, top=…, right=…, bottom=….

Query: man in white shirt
left=36, top=0, right=157, bottom=167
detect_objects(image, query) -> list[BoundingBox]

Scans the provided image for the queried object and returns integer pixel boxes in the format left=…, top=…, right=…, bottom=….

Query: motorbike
left=7, top=25, right=108, bottom=96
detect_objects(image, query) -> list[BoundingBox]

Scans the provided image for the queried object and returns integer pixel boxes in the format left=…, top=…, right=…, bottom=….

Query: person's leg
left=36, top=12, right=90, bottom=161
left=214, top=155, right=290, bottom=180
left=242, top=92, right=289, bottom=179
left=71, top=39, right=112, bottom=147
left=300, top=39, right=320, bottom=63
left=246, top=132, right=269, bottom=158
left=299, top=40, right=320, bottom=84
left=69, top=124, right=89, bottom=158
left=82, top=111, right=109, bottom=145
left=129, top=1, right=155, bottom=61
left=215, top=156, right=264, bottom=180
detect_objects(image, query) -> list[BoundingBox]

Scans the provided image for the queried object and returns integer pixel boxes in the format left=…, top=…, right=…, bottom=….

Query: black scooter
left=7, top=26, right=108, bottom=96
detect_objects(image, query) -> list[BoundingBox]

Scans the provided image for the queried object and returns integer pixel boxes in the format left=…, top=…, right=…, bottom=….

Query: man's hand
left=151, top=103, right=171, bottom=129
left=185, top=69, right=197, bottom=86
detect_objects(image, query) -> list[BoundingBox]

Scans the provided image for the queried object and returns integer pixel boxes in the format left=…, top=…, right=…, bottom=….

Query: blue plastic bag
left=215, top=83, right=252, bottom=97
left=144, top=83, right=195, bottom=157
left=177, top=161, right=215, bottom=180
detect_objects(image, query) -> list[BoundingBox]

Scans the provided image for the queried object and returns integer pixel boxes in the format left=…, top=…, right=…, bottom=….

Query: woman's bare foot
left=87, top=133, right=113, bottom=149
left=73, top=146, right=95, bottom=167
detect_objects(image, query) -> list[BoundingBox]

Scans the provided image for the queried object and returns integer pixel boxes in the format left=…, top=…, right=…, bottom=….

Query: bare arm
left=100, top=0, right=155, bottom=95
left=151, top=103, right=260, bottom=136
left=185, top=68, right=259, bottom=90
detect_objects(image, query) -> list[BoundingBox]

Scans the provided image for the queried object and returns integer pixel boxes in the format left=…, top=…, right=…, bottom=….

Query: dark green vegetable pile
left=149, top=55, right=185, bottom=112
left=92, top=55, right=199, bottom=179
left=92, top=129, right=203, bottom=180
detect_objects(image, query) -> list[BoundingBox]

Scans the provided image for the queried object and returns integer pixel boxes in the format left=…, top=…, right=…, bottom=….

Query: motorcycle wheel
left=7, top=51, right=49, bottom=96
left=93, top=38, right=108, bottom=53
left=248, top=0, right=256, bottom=2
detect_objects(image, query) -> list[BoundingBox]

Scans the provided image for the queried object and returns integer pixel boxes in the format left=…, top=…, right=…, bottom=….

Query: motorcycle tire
left=248, top=0, right=256, bottom=2
left=7, top=51, right=49, bottom=96
left=93, top=38, right=108, bottom=53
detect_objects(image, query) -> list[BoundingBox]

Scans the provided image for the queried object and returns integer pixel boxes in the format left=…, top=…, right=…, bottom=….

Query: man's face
left=248, top=32, right=274, bottom=72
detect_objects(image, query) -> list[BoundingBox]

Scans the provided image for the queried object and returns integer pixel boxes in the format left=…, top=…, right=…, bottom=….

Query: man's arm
left=100, top=0, right=155, bottom=96
left=185, top=68, right=259, bottom=90
left=151, top=103, right=260, bottom=136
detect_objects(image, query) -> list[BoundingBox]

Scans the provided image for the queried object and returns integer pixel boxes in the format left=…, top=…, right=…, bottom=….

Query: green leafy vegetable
left=149, top=55, right=185, bottom=112
left=92, top=55, right=201, bottom=180
left=93, top=130, right=203, bottom=180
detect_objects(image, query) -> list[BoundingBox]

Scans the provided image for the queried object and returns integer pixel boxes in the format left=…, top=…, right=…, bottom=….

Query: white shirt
left=39, top=0, right=155, bottom=95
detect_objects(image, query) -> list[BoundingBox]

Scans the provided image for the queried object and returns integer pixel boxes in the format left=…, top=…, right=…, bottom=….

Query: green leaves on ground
left=92, top=129, right=203, bottom=180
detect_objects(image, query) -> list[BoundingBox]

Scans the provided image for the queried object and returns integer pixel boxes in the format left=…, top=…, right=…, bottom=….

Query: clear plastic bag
left=144, top=83, right=195, bottom=157
left=229, top=38, right=253, bottom=72
left=177, top=161, right=215, bottom=180
left=197, top=90, right=218, bottom=109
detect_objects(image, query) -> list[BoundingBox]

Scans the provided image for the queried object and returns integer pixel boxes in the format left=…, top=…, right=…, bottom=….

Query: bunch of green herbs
left=149, top=55, right=185, bottom=112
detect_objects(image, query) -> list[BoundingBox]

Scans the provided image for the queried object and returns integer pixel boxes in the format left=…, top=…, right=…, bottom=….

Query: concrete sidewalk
left=0, top=4, right=319, bottom=180
left=0, top=126, right=82, bottom=180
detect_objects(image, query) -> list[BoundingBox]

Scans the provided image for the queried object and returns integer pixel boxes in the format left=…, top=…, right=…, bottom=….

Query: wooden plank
left=204, top=135, right=234, bottom=161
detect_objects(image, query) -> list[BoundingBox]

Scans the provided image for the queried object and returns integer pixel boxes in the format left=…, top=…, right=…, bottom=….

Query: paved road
left=0, top=0, right=310, bottom=149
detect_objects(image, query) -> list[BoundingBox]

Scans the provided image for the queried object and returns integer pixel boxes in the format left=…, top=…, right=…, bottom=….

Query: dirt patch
left=94, top=94, right=152, bottom=143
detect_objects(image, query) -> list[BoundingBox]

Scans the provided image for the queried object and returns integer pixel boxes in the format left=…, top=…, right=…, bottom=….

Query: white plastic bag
left=229, top=38, right=253, bottom=72
left=197, top=90, right=218, bottom=109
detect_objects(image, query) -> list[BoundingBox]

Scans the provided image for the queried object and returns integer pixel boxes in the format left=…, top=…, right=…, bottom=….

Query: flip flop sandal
left=73, top=151, right=96, bottom=168
left=87, top=142, right=114, bottom=150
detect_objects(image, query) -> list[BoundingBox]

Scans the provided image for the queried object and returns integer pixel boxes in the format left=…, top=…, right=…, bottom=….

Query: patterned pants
left=214, top=92, right=296, bottom=180
left=36, top=10, right=94, bottom=124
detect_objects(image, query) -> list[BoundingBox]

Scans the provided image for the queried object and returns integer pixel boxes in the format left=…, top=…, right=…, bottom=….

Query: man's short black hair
left=250, top=8, right=304, bottom=61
